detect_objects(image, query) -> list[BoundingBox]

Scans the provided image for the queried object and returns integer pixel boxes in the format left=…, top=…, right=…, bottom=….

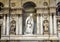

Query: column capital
left=52, top=13, right=56, bottom=15
left=37, top=14, right=40, bottom=16
left=20, top=14, right=22, bottom=16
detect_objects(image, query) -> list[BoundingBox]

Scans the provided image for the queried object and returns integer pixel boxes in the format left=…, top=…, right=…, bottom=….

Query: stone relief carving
left=43, top=2, right=48, bottom=6
left=43, top=20, right=49, bottom=34
left=10, top=20, right=16, bottom=35
left=58, top=20, right=60, bottom=32
left=58, top=24, right=60, bottom=31
left=24, top=13, right=34, bottom=35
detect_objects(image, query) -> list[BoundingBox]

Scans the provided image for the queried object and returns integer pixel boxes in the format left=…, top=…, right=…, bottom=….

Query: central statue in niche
left=24, top=13, right=34, bottom=35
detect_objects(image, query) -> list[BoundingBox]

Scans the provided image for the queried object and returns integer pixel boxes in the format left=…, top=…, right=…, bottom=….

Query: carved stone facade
left=0, top=0, right=60, bottom=42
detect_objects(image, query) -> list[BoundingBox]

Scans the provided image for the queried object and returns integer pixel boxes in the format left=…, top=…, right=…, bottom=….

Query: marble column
left=3, top=15, right=6, bottom=35
left=6, top=15, right=9, bottom=35
left=19, top=15, right=22, bottom=35
left=40, top=14, right=43, bottom=35
left=37, top=14, right=40, bottom=34
left=50, top=14, right=53, bottom=35
left=16, top=15, right=19, bottom=35
left=54, top=14, right=57, bottom=35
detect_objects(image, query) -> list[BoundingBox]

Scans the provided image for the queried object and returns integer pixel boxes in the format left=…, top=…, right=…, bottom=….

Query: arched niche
left=10, top=20, right=16, bottom=35
left=22, top=1, right=37, bottom=35
left=0, top=2, right=4, bottom=11
left=23, top=1, right=36, bottom=13
left=56, top=2, right=60, bottom=16
left=43, top=20, right=49, bottom=35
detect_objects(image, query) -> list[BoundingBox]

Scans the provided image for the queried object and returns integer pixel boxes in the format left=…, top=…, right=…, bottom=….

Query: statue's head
left=30, top=13, right=33, bottom=17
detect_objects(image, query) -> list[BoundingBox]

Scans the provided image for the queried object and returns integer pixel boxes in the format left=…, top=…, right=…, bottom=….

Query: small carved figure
left=10, top=20, right=16, bottom=35
left=43, top=20, right=49, bottom=34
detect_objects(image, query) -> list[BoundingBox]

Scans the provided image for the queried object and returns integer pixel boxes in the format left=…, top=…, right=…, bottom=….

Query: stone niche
left=43, top=14, right=49, bottom=35
left=57, top=20, right=60, bottom=32
left=9, top=15, right=17, bottom=35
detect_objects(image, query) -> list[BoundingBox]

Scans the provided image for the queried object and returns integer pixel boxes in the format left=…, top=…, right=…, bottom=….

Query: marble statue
left=43, top=20, right=49, bottom=34
left=10, top=20, right=16, bottom=35
left=24, top=13, right=34, bottom=35
left=43, top=20, right=49, bottom=31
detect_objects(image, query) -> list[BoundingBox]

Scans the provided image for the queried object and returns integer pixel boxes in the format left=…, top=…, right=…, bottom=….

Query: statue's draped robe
left=24, top=16, right=34, bottom=35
